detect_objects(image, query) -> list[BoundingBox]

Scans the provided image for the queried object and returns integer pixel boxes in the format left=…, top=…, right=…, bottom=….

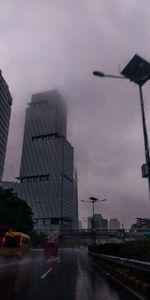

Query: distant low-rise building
left=109, top=218, right=120, bottom=230
left=88, top=214, right=108, bottom=229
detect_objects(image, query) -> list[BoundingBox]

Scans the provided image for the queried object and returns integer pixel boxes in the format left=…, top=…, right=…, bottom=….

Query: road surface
left=0, top=248, right=137, bottom=300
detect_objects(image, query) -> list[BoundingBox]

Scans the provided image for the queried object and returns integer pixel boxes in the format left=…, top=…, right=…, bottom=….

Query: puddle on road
left=75, top=254, right=121, bottom=300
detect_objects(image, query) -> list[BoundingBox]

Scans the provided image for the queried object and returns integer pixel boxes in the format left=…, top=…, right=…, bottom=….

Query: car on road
left=44, top=241, right=58, bottom=257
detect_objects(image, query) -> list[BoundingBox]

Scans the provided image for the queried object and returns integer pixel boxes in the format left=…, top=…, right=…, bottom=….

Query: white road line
left=41, top=257, right=61, bottom=279
left=41, top=267, right=53, bottom=279
left=58, top=258, right=61, bottom=264
left=0, top=263, right=15, bottom=269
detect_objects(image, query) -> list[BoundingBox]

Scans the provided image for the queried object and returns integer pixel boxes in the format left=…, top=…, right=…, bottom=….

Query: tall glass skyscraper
left=16, top=90, right=78, bottom=231
left=0, top=70, right=12, bottom=180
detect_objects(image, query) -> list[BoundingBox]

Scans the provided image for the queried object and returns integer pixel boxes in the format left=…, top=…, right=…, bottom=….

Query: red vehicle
left=44, top=241, right=58, bottom=257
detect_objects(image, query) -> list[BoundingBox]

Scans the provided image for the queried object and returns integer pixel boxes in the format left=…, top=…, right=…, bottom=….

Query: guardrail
left=62, top=229, right=120, bottom=232
left=89, top=251, right=150, bottom=273
left=61, top=229, right=122, bottom=234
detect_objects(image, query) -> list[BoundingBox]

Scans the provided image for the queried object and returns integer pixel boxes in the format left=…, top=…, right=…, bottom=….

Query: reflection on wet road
left=0, top=248, right=133, bottom=300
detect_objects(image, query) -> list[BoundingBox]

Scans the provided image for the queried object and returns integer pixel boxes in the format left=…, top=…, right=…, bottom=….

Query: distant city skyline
left=88, top=214, right=108, bottom=230
left=83, top=214, right=121, bottom=230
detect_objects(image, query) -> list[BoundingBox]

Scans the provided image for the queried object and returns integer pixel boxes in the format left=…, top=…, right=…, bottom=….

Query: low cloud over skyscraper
left=1, top=90, right=78, bottom=231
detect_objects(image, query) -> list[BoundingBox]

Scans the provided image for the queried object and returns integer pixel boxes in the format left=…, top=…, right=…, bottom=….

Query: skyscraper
left=109, top=218, right=120, bottom=230
left=17, top=90, right=78, bottom=231
left=88, top=214, right=108, bottom=229
left=0, top=71, right=12, bottom=180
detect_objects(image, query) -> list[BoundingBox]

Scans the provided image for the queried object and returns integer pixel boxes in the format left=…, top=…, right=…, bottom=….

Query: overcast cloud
left=1, top=0, right=150, bottom=227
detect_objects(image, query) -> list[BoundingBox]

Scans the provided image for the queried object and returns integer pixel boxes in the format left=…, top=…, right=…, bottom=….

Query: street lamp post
left=93, top=54, right=150, bottom=200
left=138, top=85, right=150, bottom=197
left=81, top=217, right=88, bottom=228
left=81, top=197, right=106, bottom=244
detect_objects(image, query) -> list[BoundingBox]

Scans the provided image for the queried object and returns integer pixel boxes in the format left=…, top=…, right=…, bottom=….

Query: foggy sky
left=1, top=0, right=150, bottom=227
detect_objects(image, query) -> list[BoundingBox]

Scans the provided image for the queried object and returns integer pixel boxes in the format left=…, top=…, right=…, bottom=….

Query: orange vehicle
left=44, top=241, right=58, bottom=257
left=1, top=232, right=31, bottom=258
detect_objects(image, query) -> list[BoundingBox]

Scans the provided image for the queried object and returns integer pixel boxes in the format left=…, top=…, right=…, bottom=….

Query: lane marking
left=41, top=267, right=53, bottom=279
left=41, top=257, right=61, bottom=279
left=0, top=263, right=16, bottom=269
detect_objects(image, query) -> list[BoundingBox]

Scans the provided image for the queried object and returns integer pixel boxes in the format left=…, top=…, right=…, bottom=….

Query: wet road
left=0, top=248, right=134, bottom=300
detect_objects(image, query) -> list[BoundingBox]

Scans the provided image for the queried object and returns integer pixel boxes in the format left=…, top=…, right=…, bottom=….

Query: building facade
left=109, top=218, right=120, bottom=230
left=18, top=90, right=77, bottom=231
left=18, top=91, right=78, bottom=229
left=0, top=71, right=12, bottom=180
left=1, top=90, right=78, bottom=232
left=88, top=214, right=108, bottom=229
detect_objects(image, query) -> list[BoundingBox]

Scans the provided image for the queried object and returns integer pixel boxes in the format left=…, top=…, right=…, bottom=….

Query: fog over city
left=1, top=0, right=150, bottom=227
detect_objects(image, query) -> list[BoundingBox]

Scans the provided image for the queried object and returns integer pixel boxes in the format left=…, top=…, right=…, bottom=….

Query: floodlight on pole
left=93, top=54, right=150, bottom=201
left=81, top=197, right=106, bottom=244
left=93, top=71, right=126, bottom=80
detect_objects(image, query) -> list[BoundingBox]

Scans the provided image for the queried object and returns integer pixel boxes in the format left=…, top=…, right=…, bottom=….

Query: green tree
left=30, top=230, right=47, bottom=247
left=0, top=187, right=34, bottom=234
left=130, top=218, right=150, bottom=232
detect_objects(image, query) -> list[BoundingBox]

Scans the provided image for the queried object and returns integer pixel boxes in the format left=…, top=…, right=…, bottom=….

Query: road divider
left=89, top=251, right=150, bottom=299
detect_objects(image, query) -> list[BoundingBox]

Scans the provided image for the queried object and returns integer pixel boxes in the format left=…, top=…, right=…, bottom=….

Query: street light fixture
left=81, top=197, right=106, bottom=243
left=93, top=71, right=126, bottom=80
left=93, top=54, right=150, bottom=201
